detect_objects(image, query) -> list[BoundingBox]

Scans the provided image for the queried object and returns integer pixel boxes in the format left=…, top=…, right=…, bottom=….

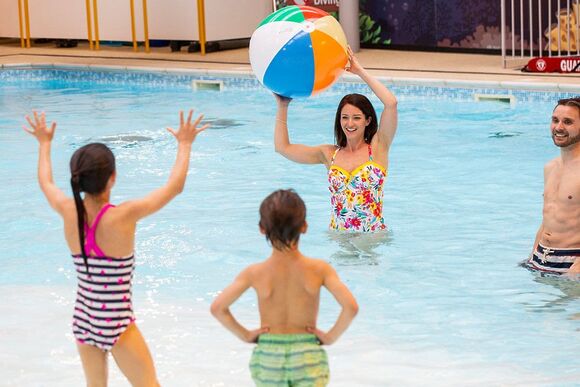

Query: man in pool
left=210, top=189, right=358, bottom=386
left=528, top=97, right=580, bottom=276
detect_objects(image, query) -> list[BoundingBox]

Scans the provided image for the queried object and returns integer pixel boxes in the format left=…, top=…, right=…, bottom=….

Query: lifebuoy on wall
left=524, top=56, right=580, bottom=73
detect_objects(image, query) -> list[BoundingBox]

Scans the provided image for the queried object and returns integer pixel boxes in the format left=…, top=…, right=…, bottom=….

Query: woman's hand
left=23, top=111, right=56, bottom=144
left=166, top=109, right=210, bottom=145
left=345, top=46, right=364, bottom=76
left=274, top=93, right=292, bottom=107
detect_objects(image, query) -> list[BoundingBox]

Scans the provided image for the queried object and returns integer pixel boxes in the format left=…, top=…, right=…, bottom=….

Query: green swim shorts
left=250, top=334, right=329, bottom=386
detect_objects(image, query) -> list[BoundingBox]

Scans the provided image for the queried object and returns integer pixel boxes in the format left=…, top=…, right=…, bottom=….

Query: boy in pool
left=211, top=189, right=358, bottom=386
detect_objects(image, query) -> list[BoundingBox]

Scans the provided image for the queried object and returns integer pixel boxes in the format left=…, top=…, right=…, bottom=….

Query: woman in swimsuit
left=274, top=48, right=398, bottom=232
left=24, top=110, right=208, bottom=386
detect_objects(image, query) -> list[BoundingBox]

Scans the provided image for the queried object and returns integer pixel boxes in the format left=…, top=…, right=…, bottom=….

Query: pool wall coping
left=2, top=62, right=579, bottom=93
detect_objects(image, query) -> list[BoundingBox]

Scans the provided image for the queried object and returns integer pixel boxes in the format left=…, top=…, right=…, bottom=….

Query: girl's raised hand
left=166, top=109, right=210, bottom=144
left=23, top=111, right=56, bottom=144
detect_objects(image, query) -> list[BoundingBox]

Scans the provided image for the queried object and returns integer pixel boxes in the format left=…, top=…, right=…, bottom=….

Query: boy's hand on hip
left=244, top=327, right=270, bottom=343
left=306, top=326, right=334, bottom=345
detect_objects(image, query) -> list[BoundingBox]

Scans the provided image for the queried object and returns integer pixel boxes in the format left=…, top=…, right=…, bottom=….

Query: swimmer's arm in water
left=273, top=94, right=334, bottom=166
left=123, top=110, right=209, bottom=221
left=307, top=263, right=358, bottom=345
left=532, top=223, right=544, bottom=255
left=24, top=111, right=70, bottom=215
left=346, top=47, right=398, bottom=150
left=568, top=259, right=580, bottom=274
left=210, top=266, right=269, bottom=343
left=532, top=162, right=556, bottom=253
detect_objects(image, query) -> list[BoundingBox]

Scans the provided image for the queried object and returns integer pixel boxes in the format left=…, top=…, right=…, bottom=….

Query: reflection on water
left=72, top=134, right=155, bottom=149
left=99, top=134, right=154, bottom=143
left=488, top=131, right=522, bottom=138
left=203, top=118, right=246, bottom=130
left=533, top=274, right=580, bottom=309
left=520, top=260, right=580, bottom=319
left=327, top=231, right=392, bottom=266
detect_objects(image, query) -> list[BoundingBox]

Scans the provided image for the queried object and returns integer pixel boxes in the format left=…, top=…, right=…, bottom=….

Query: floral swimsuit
left=328, top=145, right=387, bottom=232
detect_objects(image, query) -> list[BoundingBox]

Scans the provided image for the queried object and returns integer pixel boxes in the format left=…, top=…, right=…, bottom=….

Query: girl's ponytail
left=71, top=174, right=88, bottom=271
left=69, top=143, right=115, bottom=272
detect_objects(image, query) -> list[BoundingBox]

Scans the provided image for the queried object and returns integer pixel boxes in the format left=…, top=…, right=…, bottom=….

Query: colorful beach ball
left=249, top=6, right=348, bottom=98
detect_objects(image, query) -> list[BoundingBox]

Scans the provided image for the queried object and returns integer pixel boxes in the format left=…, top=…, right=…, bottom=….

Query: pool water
left=0, top=71, right=579, bottom=386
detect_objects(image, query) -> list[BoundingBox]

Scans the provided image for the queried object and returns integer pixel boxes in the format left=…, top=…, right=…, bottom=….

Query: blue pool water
left=0, top=70, right=579, bottom=386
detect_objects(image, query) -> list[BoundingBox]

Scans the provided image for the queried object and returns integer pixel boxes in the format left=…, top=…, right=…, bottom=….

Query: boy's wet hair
left=556, top=97, right=580, bottom=115
left=259, top=189, right=306, bottom=250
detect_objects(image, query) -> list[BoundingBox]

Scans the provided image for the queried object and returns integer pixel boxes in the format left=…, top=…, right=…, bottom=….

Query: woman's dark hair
left=69, top=143, right=115, bottom=267
left=259, top=189, right=306, bottom=250
left=334, top=93, right=378, bottom=147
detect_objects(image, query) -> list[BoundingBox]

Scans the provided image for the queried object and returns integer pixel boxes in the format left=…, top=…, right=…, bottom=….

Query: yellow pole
left=17, top=0, right=25, bottom=48
left=85, top=0, right=93, bottom=50
left=23, top=0, right=31, bottom=48
left=92, top=0, right=100, bottom=50
left=197, top=0, right=206, bottom=55
left=129, top=0, right=137, bottom=51
left=142, top=0, right=150, bottom=52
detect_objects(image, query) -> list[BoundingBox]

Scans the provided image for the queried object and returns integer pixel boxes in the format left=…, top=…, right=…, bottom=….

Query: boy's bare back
left=211, top=189, right=357, bottom=346
left=247, top=251, right=330, bottom=334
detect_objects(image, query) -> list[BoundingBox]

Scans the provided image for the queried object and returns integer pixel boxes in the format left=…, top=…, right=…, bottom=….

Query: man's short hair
left=259, top=189, right=306, bottom=250
left=556, top=97, right=580, bottom=116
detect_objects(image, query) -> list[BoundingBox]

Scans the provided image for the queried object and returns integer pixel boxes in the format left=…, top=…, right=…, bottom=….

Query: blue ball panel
left=263, top=30, right=314, bottom=98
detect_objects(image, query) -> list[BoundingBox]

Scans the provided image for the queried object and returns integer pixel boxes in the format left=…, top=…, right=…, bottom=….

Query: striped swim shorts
left=526, top=243, right=580, bottom=275
left=250, top=334, right=329, bottom=386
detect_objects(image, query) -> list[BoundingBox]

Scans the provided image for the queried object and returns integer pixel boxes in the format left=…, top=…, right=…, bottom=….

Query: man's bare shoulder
left=544, top=157, right=561, bottom=174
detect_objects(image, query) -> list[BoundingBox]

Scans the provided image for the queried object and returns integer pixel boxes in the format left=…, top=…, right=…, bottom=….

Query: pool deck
left=1, top=40, right=579, bottom=91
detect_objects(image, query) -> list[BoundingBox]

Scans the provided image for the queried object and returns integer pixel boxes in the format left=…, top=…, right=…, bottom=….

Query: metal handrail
left=142, top=0, right=150, bottom=52
left=17, top=0, right=25, bottom=48
left=92, top=0, right=100, bottom=50
left=23, top=0, right=31, bottom=48
left=197, top=0, right=206, bottom=55
left=502, top=0, right=580, bottom=68
left=85, top=0, right=94, bottom=50
left=130, top=0, right=137, bottom=51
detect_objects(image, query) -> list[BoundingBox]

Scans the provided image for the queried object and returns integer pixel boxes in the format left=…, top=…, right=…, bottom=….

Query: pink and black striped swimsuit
left=72, top=203, right=135, bottom=351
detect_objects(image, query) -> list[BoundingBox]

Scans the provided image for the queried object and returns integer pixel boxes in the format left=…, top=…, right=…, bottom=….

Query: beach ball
left=249, top=5, right=348, bottom=98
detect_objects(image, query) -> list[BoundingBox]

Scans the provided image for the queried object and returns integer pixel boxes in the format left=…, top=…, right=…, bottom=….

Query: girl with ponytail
left=25, top=110, right=208, bottom=386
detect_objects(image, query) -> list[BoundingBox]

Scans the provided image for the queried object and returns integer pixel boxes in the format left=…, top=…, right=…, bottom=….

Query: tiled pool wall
left=1, top=65, right=578, bottom=103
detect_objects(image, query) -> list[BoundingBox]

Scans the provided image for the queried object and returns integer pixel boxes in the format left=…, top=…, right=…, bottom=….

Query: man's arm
left=532, top=223, right=543, bottom=254
left=568, top=259, right=580, bottom=274
left=532, top=162, right=556, bottom=253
